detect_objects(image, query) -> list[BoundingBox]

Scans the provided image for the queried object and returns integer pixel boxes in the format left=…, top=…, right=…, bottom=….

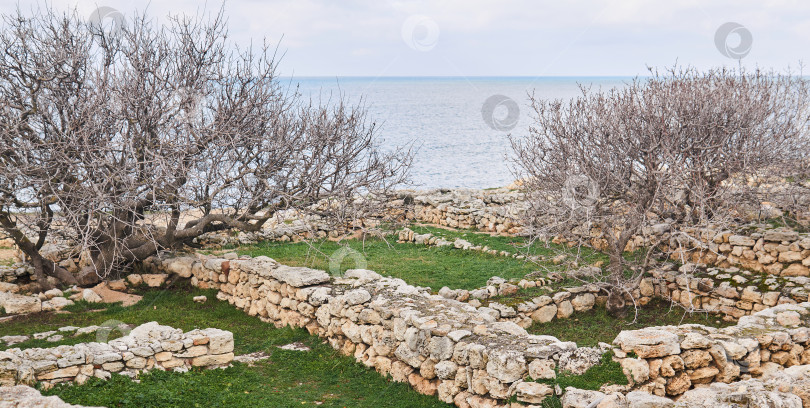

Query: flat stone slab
left=0, top=385, right=103, bottom=407
left=270, top=266, right=330, bottom=287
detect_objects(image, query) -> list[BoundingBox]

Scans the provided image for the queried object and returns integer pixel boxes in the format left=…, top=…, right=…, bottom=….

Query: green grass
left=236, top=237, right=543, bottom=290
left=45, top=341, right=449, bottom=408
left=409, top=225, right=607, bottom=262
left=527, top=299, right=733, bottom=347
left=0, top=284, right=451, bottom=408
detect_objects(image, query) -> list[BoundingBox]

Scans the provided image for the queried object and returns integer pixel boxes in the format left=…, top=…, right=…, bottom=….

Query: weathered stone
left=528, top=359, right=556, bottom=379
left=342, top=289, right=371, bottom=305
left=271, top=266, right=330, bottom=287
left=680, top=333, right=711, bottom=349
left=764, top=228, right=799, bottom=243
left=621, top=358, right=650, bottom=384
left=531, top=304, right=557, bottom=323
left=141, top=274, right=168, bottom=287
left=191, top=352, right=234, bottom=366
left=665, top=371, right=691, bottom=395
left=0, top=385, right=103, bottom=407
left=571, top=294, right=595, bottom=312
left=688, top=366, right=719, bottom=384
left=434, top=360, right=457, bottom=380
left=428, top=337, right=454, bottom=361
left=729, top=235, right=755, bottom=246
left=556, top=301, right=574, bottom=319
left=515, top=382, right=553, bottom=404
left=165, top=257, right=195, bottom=278
left=782, top=264, right=809, bottom=277
left=485, top=350, right=526, bottom=382
left=614, top=329, right=680, bottom=358
left=625, top=391, right=674, bottom=408
left=37, top=366, right=80, bottom=380
left=1, top=294, right=41, bottom=314
left=560, top=388, right=606, bottom=408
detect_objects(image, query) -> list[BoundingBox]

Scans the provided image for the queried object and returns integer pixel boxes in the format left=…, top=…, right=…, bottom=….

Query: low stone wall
left=641, top=266, right=810, bottom=320
left=399, top=189, right=810, bottom=279
left=612, top=303, right=810, bottom=398
left=0, top=322, right=234, bottom=388
left=147, top=252, right=810, bottom=406
left=152, top=253, right=614, bottom=406
left=400, top=188, right=525, bottom=234
left=397, top=228, right=536, bottom=260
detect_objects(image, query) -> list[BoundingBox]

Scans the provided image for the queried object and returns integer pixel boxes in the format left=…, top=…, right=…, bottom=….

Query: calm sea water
left=291, top=77, right=631, bottom=189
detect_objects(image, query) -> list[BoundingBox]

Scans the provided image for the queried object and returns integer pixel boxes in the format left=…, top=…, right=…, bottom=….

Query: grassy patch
left=44, top=342, right=450, bottom=408
left=237, top=238, right=542, bottom=290
left=409, top=225, right=607, bottom=263
left=61, top=299, right=114, bottom=313
left=0, top=284, right=450, bottom=408
left=528, top=299, right=733, bottom=346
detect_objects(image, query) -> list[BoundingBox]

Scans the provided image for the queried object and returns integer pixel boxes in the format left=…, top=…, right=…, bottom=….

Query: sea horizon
left=289, top=76, right=631, bottom=190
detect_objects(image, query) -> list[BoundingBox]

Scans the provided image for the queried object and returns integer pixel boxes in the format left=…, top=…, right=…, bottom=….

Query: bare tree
left=0, top=6, right=411, bottom=289
left=511, top=66, right=810, bottom=316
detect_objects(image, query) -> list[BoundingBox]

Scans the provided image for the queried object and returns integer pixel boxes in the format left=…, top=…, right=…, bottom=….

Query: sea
left=291, top=77, right=631, bottom=190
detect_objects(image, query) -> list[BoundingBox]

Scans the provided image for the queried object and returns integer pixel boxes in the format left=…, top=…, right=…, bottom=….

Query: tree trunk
left=605, top=234, right=630, bottom=318
left=0, top=214, right=78, bottom=289
left=18, top=244, right=77, bottom=290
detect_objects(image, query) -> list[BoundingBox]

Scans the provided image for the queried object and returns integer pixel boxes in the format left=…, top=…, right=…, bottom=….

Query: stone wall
left=640, top=265, right=810, bottom=320
left=151, top=253, right=614, bottom=406
left=146, top=252, right=810, bottom=406
left=394, top=228, right=810, bottom=324
left=397, top=189, right=810, bottom=279
left=612, top=303, right=810, bottom=399
left=0, top=322, right=234, bottom=388
left=401, top=188, right=525, bottom=234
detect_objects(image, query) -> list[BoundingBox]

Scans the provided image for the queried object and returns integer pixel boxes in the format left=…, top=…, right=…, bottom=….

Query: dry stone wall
left=150, top=253, right=615, bottom=406
left=401, top=188, right=525, bottom=234
left=0, top=322, right=234, bottom=388
left=640, top=265, right=810, bottom=320
left=612, top=303, right=810, bottom=398
left=146, top=252, right=810, bottom=406
left=398, top=189, right=810, bottom=279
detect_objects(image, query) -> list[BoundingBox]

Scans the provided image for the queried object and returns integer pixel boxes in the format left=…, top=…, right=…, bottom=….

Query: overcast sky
left=4, top=0, right=809, bottom=77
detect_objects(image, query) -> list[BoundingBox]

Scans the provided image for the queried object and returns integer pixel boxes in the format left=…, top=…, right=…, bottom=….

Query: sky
left=2, top=0, right=809, bottom=77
